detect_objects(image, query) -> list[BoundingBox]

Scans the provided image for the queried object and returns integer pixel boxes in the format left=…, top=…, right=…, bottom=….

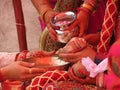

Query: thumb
left=67, top=19, right=79, bottom=31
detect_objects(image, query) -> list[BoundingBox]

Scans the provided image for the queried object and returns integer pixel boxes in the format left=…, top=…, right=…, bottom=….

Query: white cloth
left=82, top=57, right=108, bottom=78
left=0, top=52, right=17, bottom=67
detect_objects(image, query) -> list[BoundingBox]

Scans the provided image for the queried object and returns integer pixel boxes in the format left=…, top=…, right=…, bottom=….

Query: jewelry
left=29, top=69, right=32, bottom=74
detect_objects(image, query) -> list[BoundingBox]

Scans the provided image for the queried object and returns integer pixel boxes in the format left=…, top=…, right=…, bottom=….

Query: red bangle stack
left=77, top=7, right=92, bottom=15
left=15, top=50, right=29, bottom=61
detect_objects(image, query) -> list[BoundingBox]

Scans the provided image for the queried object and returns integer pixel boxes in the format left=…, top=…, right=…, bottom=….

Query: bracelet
left=15, top=53, right=20, bottom=61
left=84, top=0, right=100, bottom=10
left=81, top=3, right=94, bottom=13
left=77, top=7, right=92, bottom=15
left=17, top=50, right=29, bottom=61
left=40, top=8, right=52, bottom=22
left=0, top=68, right=4, bottom=82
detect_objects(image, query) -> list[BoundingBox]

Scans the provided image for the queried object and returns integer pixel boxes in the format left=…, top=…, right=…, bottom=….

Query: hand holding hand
left=68, top=60, right=96, bottom=84
left=1, top=61, right=46, bottom=81
left=58, top=45, right=96, bottom=63
left=56, top=37, right=87, bottom=54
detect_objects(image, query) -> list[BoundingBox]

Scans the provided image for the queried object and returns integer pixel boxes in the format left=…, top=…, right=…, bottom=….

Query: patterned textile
left=26, top=70, right=102, bottom=90
left=26, top=70, right=69, bottom=90
left=115, top=10, right=120, bottom=40
left=54, top=0, right=82, bottom=12
left=43, top=81, right=98, bottom=90
left=97, top=0, right=119, bottom=54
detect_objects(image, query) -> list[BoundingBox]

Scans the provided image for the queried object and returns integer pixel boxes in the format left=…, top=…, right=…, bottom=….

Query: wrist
left=15, top=50, right=29, bottom=61
left=81, top=3, right=94, bottom=13
left=84, top=0, right=101, bottom=11
left=40, top=7, right=53, bottom=23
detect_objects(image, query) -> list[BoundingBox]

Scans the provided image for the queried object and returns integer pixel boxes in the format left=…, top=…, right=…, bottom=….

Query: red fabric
left=115, top=11, right=120, bottom=40
left=1, top=80, right=24, bottom=90
left=43, top=81, right=89, bottom=90
left=26, top=70, right=69, bottom=90
left=87, top=0, right=107, bottom=34
left=104, top=39, right=120, bottom=90
left=97, top=0, right=119, bottom=54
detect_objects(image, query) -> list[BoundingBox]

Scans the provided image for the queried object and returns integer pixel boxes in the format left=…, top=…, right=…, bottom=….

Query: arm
left=71, top=0, right=102, bottom=37
left=31, top=0, right=57, bottom=23
left=0, top=50, right=55, bottom=82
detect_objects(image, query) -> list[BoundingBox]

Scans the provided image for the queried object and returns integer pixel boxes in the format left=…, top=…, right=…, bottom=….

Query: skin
left=1, top=61, right=46, bottom=81
left=57, top=37, right=97, bottom=63
left=31, top=0, right=92, bottom=42
left=0, top=50, right=55, bottom=81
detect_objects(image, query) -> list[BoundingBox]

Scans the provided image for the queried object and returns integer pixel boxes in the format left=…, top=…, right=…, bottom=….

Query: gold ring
left=29, top=69, right=32, bottom=74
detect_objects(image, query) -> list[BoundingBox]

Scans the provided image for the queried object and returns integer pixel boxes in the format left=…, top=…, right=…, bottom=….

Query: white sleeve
left=0, top=52, right=18, bottom=67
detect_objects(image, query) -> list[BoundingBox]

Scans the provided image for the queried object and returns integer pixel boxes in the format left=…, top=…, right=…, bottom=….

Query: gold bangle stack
left=81, top=3, right=95, bottom=13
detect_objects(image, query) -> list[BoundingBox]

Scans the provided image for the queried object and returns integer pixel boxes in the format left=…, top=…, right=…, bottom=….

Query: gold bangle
left=81, top=3, right=94, bottom=12
left=40, top=8, right=52, bottom=22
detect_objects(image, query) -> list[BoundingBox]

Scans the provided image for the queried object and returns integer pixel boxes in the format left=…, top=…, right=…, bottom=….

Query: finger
left=31, top=50, right=55, bottom=58
left=35, top=50, right=55, bottom=56
left=83, top=34, right=92, bottom=41
left=41, top=50, right=55, bottom=56
left=59, top=53, right=78, bottom=58
left=78, top=24, right=86, bottom=37
left=29, top=68, right=46, bottom=74
left=59, top=53, right=81, bottom=61
left=18, top=61, right=35, bottom=68
left=64, top=56, right=82, bottom=63
left=47, top=24, right=57, bottom=41
left=67, top=19, right=79, bottom=31
left=77, top=38, right=87, bottom=48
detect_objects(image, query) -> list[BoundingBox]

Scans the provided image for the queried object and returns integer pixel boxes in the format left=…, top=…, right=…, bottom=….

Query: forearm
left=31, top=0, right=52, bottom=21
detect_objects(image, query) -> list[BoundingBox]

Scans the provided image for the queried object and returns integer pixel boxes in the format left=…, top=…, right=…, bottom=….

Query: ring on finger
left=29, top=69, right=32, bottom=74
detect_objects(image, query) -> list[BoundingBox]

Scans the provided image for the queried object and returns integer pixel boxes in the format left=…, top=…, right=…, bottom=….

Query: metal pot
left=51, top=11, right=79, bottom=43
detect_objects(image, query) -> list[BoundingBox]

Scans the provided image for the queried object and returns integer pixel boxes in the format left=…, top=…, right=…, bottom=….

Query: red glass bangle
left=17, top=50, right=29, bottom=61
left=77, top=7, right=92, bottom=15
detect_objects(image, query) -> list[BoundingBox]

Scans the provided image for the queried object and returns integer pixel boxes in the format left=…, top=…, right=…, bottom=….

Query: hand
left=47, top=23, right=57, bottom=41
left=72, top=60, right=89, bottom=78
left=56, top=37, right=87, bottom=54
left=1, top=61, right=46, bottom=81
left=45, top=10, right=58, bottom=41
left=58, top=45, right=96, bottom=63
left=44, top=10, right=58, bottom=24
left=68, top=62, right=96, bottom=84
left=17, top=50, right=55, bottom=61
left=83, top=32, right=100, bottom=47
left=66, top=10, right=90, bottom=37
